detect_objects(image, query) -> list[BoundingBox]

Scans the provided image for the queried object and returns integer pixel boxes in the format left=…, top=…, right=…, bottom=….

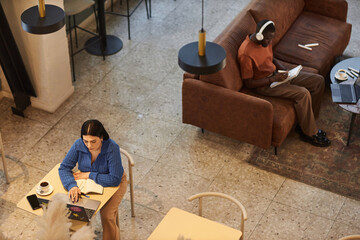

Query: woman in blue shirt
left=59, top=119, right=127, bottom=240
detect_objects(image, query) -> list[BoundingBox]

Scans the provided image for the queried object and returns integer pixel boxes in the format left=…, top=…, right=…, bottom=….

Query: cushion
left=249, top=0, right=305, bottom=46
left=199, top=11, right=256, bottom=91
left=273, top=11, right=352, bottom=76
left=275, top=58, right=319, bottom=74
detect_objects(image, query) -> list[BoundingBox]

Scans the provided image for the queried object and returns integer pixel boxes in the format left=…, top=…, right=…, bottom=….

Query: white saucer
left=335, top=72, right=348, bottom=81
left=36, top=185, right=54, bottom=196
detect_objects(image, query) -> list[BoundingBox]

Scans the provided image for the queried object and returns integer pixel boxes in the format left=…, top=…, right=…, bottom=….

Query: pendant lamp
left=178, top=0, right=226, bottom=75
left=21, top=0, right=65, bottom=34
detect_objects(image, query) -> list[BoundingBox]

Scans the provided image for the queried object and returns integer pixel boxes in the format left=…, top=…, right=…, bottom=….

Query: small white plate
left=36, top=185, right=54, bottom=196
left=335, top=72, right=348, bottom=81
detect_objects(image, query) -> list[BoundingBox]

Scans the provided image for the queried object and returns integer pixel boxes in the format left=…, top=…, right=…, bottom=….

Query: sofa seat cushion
left=275, top=58, right=319, bottom=74
left=274, top=11, right=352, bottom=76
left=242, top=89, right=297, bottom=147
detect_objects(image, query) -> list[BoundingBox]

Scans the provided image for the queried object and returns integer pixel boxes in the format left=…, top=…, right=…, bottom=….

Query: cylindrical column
left=38, top=0, right=45, bottom=18
left=198, top=29, right=206, bottom=56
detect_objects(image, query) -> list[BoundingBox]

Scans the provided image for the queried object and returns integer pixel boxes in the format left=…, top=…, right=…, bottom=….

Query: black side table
left=178, top=42, right=226, bottom=75
left=330, top=57, right=360, bottom=145
left=85, top=0, right=123, bottom=57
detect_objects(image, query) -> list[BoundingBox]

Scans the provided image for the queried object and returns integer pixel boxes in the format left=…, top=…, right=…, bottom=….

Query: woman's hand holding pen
left=271, top=71, right=288, bottom=82
left=69, top=186, right=81, bottom=203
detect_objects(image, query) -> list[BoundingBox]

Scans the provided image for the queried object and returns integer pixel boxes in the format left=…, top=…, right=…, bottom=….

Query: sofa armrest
left=182, top=78, right=274, bottom=149
left=304, top=0, right=348, bottom=21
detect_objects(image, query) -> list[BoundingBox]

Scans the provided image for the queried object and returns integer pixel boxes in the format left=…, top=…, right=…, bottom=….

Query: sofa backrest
left=248, top=0, right=305, bottom=46
left=199, top=11, right=256, bottom=91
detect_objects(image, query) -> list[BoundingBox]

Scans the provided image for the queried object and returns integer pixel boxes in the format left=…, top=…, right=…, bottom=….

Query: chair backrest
left=119, top=147, right=135, bottom=217
left=188, top=192, right=248, bottom=240
left=339, top=235, right=360, bottom=240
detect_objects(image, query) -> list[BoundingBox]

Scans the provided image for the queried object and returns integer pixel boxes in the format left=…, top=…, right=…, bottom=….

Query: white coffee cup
left=39, top=181, right=50, bottom=192
left=336, top=69, right=347, bottom=79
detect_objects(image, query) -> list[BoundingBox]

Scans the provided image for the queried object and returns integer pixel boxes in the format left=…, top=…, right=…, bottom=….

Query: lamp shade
left=21, top=4, right=65, bottom=34
left=178, top=41, right=226, bottom=75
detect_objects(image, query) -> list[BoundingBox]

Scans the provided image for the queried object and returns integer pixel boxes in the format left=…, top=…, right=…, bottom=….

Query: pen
left=346, top=71, right=354, bottom=78
left=348, top=67, right=359, bottom=74
left=298, top=44, right=312, bottom=51
left=350, top=70, right=359, bottom=78
left=304, top=43, right=319, bottom=47
left=81, top=193, right=90, bottom=198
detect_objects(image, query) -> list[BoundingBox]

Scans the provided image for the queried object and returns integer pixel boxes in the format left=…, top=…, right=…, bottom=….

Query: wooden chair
left=120, top=147, right=135, bottom=217
left=0, top=132, right=9, bottom=184
left=340, top=235, right=360, bottom=240
left=188, top=192, right=248, bottom=240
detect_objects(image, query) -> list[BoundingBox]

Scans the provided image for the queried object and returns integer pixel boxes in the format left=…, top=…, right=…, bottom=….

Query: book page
left=270, top=65, right=302, bottom=88
left=76, top=179, right=103, bottom=194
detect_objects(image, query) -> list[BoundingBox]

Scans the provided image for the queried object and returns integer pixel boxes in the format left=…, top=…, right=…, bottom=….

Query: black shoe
left=300, top=132, right=331, bottom=147
left=296, top=125, right=327, bottom=137
left=317, top=129, right=326, bottom=137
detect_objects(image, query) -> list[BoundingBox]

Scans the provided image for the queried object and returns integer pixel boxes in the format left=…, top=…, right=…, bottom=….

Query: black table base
left=85, top=35, right=123, bottom=56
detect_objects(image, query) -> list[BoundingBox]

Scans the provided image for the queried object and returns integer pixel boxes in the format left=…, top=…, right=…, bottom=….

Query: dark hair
left=81, top=120, right=109, bottom=140
left=256, top=19, right=275, bottom=34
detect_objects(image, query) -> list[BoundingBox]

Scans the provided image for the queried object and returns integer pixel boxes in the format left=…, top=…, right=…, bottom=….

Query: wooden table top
left=147, top=207, right=242, bottom=240
left=17, top=163, right=120, bottom=230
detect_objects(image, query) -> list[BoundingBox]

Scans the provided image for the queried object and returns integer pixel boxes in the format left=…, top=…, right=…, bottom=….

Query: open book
left=270, top=65, right=303, bottom=88
left=76, top=179, right=103, bottom=195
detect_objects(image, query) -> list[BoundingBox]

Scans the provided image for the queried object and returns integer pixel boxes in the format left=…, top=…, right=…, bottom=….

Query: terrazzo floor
left=1, top=0, right=360, bottom=239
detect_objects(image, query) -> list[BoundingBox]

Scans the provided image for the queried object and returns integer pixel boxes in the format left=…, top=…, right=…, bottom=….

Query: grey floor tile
left=249, top=202, right=334, bottom=240
left=274, top=179, right=346, bottom=220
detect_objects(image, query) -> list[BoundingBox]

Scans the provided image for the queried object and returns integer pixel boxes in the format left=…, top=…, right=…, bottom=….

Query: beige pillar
left=0, top=0, right=74, bottom=113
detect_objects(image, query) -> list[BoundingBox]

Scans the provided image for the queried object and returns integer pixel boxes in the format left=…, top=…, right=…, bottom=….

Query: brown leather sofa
left=182, top=0, right=352, bottom=152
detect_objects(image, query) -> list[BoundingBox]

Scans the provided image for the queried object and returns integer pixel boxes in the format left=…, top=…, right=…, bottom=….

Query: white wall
left=0, top=0, right=74, bottom=112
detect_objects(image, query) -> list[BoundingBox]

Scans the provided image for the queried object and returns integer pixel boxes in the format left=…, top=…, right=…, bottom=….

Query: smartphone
left=26, top=194, right=41, bottom=210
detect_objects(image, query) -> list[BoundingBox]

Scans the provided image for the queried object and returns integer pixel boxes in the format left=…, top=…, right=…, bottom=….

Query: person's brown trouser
left=100, top=173, right=127, bottom=240
left=255, top=71, right=325, bottom=136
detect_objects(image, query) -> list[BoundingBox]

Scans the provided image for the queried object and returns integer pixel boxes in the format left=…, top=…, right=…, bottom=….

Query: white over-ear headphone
left=256, top=20, right=275, bottom=41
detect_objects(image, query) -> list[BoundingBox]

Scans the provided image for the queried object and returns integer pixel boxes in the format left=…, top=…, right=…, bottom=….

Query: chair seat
left=64, top=0, right=95, bottom=16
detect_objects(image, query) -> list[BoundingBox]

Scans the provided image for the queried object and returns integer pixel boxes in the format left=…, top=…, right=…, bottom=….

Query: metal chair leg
left=149, top=0, right=151, bottom=17
left=126, top=0, right=131, bottom=40
left=68, top=16, right=76, bottom=82
left=73, top=16, right=78, bottom=48
left=145, top=0, right=149, bottom=19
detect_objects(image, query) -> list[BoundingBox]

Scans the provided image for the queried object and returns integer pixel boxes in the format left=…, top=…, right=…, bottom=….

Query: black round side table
left=330, top=57, right=360, bottom=145
left=178, top=42, right=226, bottom=75
left=21, top=5, right=65, bottom=34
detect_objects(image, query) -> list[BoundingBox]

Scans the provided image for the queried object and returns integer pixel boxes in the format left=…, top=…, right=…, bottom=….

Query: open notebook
left=76, top=179, right=103, bottom=194
left=270, top=65, right=303, bottom=88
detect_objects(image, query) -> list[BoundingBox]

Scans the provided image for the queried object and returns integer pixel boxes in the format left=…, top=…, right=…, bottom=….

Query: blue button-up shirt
left=59, top=138, right=124, bottom=191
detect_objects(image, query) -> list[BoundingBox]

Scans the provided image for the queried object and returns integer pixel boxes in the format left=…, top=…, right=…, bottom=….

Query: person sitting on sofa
left=237, top=19, right=331, bottom=147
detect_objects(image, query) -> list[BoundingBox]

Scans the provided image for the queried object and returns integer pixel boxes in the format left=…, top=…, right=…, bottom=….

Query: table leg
left=347, top=113, right=356, bottom=146
left=85, top=0, right=123, bottom=57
